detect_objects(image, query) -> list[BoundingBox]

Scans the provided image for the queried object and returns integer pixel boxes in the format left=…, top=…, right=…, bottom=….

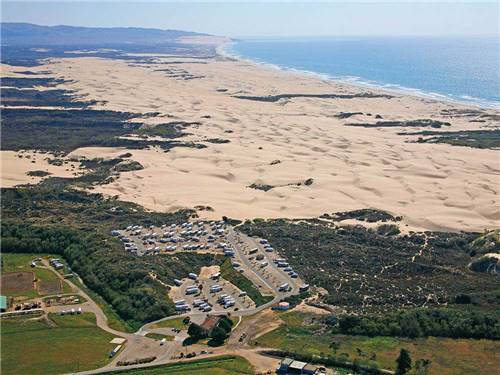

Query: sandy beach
left=2, top=52, right=499, bottom=232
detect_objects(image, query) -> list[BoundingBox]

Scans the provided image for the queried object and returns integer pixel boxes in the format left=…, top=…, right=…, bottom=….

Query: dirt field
left=38, top=280, right=62, bottom=295
left=0, top=272, right=34, bottom=295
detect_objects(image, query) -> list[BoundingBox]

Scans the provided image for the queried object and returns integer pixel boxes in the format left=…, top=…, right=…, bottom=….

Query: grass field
left=220, top=258, right=273, bottom=306
left=151, top=317, right=189, bottom=330
left=0, top=253, right=72, bottom=298
left=1, top=313, right=118, bottom=374
left=145, top=333, right=175, bottom=341
left=70, top=277, right=135, bottom=333
left=107, top=355, right=254, bottom=374
left=252, top=311, right=500, bottom=375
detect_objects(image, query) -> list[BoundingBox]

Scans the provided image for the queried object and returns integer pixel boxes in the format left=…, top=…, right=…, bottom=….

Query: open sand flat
left=25, top=55, right=500, bottom=232
left=1, top=151, right=82, bottom=187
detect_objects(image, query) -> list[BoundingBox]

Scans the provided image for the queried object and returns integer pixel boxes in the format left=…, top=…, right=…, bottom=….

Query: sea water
left=226, top=37, right=499, bottom=108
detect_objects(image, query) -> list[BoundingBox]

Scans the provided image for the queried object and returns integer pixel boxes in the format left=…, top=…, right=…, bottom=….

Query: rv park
left=1, top=220, right=321, bottom=375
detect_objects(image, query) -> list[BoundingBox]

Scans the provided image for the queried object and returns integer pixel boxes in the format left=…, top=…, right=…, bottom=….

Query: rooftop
left=200, top=315, right=222, bottom=333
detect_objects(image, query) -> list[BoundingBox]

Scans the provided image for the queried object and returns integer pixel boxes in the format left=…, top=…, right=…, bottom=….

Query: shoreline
left=217, top=41, right=500, bottom=110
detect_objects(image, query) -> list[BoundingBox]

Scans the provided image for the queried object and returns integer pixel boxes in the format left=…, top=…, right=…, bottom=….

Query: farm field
left=106, top=355, right=254, bottom=374
left=1, top=313, right=118, bottom=375
left=252, top=312, right=500, bottom=375
left=0, top=253, right=72, bottom=298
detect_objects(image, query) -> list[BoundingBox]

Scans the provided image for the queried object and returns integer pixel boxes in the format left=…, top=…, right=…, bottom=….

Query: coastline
left=2, top=50, right=499, bottom=233
left=218, top=41, right=500, bottom=110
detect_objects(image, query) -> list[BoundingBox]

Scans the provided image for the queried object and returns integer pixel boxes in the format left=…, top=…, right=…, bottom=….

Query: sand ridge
left=4, top=56, right=500, bottom=232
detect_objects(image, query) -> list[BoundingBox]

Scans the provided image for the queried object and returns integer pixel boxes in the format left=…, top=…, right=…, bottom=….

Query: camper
left=278, top=283, right=289, bottom=292
left=210, top=285, right=223, bottom=293
left=109, top=345, right=122, bottom=358
left=175, top=304, right=190, bottom=311
left=174, top=299, right=186, bottom=305
left=249, top=247, right=259, bottom=255
left=185, top=287, right=199, bottom=295
left=188, top=273, right=198, bottom=280
left=174, top=279, right=183, bottom=286
left=299, top=284, right=310, bottom=293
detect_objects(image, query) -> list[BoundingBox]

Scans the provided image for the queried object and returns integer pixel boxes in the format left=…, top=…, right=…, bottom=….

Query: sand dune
left=1, top=151, right=82, bottom=187
left=4, top=56, right=500, bottom=232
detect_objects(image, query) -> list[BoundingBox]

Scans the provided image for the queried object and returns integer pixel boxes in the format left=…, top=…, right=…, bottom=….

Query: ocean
left=225, top=37, right=500, bottom=108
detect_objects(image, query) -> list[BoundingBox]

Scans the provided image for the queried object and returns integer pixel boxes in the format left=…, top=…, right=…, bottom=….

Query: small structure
left=276, top=357, right=322, bottom=374
left=276, top=301, right=290, bottom=311
left=277, top=358, right=294, bottom=373
left=0, top=296, right=7, bottom=312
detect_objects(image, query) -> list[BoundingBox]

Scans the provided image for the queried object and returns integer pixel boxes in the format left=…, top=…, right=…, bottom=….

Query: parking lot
left=112, top=220, right=229, bottom=257
left=169, top=268, right=256, bottom=314
left=112, top=220, right=308, bottom=315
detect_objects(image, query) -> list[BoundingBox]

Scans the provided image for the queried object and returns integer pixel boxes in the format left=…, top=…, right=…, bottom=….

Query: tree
left=187, top=323, right=206, bottom=339
left=396, top=349, right=412, bottom=375
left=208, top=326, right=228, bottom=346
left=415, top=359, right=431, bottom=375
left=329, top=341, right=340, bottom=354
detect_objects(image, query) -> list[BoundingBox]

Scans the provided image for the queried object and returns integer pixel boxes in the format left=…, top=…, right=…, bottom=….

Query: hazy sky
left=1, top=1, right=498, bottom=37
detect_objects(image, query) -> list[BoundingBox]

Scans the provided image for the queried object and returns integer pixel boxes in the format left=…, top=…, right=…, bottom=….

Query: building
left=276, top=357, right=324, bottom=375
left=276, top=301, right=290, bottom=311
left=0, top=296, right=8, bottom=312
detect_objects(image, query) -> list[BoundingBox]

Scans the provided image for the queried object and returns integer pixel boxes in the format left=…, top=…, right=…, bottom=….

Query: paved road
left=66, top=227, right=302, bottom=374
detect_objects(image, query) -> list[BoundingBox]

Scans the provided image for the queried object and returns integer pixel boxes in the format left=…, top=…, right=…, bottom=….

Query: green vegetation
left=346, top=119, right=451, bottom=129
left=70, top=277, right=134, bottom=333
left=0, top=253, right=72, bottom=298
left=26, top=170, right=51, bottom=177
left=411, top=129, right=500, bottom=149
left=113, top=160, right=144, bottom=172
left=186, top=316, right=234, bottom=347
left=1, top=108, right=143, bottom=153
left=396, top=349, right=412, bottom=375
left=470, top=230, right=500, bottom=256
left=234, top=92, right=393, bottom=102
left=248, top=183, right=274, bottom=192
left=1, top=84, right=95, bottom=108
left=151, top=317, right=189, bottom=330
left=334, top=308, right=500, bottom=339
left=137, top=122, right=199, bottom=138
left=239, top=218, right=499, bottom=314
left=1, top=313, right=116, bottom=375
left=106, top=355, right=254, bottom=375
left=1, top=187, right=219, bottom=330
left=254, top=311, right=500, bottom=375
left=326, top=208, right=401, bottom=223
left=469, top=254, right=499, bottom=273
left=145, top=333, right=174, bottom=341
left=220, top=258, right=273, bottom=306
